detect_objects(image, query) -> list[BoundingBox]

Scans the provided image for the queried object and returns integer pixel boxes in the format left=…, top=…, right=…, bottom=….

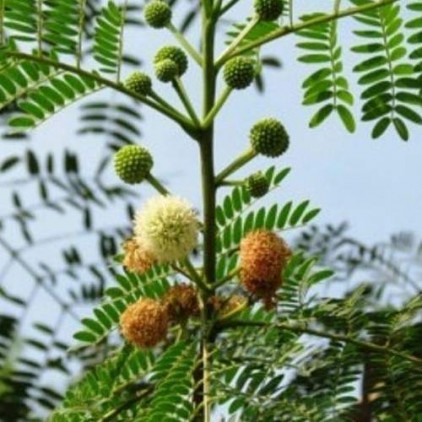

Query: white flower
left=134, top=195, right=198, bottom=262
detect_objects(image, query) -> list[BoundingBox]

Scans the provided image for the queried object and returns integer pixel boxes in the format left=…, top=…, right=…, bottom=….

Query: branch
left=98, top=385, right=154, bottom=422
left=3, top=51, right=196, bottom=131
left=221, top=0, right=399, bottom=63
left=220, top=319, right=422, bottom=367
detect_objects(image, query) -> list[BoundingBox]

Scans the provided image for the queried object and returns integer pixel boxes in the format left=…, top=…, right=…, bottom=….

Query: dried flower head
left=134, top=195, right=199, bottom=262
left=239, top=230, right=291, bottom=302
left=122, top=238, right=155, bottom=274
left=120, top=298, right=169, bottom=348
left=163, top=283, right=200, bottom=323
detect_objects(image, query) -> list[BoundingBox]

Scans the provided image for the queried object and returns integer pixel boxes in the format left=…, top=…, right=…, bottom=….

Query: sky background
left=0, top=0, right=421, bottom=415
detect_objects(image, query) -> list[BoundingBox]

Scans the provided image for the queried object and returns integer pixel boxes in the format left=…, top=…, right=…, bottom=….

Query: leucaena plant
left=1, top=0, right=421, bottom=420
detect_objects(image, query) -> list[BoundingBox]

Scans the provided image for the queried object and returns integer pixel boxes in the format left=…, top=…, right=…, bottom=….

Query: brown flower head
left=239, top=230, right=291, bottom=303
left=123, top=238, right=155, bottom=274
left=163, top=283, right=200, bottom=323
left=120, top=298, right=169, bottom=348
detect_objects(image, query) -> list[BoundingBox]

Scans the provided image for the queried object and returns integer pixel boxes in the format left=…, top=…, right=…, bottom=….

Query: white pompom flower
left=134, top=195, right=199, bottom=262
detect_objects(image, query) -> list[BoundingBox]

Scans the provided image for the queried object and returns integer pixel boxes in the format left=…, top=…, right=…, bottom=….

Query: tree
left=0, top=0, right=421, bottom=421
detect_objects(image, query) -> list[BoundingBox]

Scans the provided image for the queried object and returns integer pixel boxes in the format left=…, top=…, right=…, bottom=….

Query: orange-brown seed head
left=239, top=230, right=291, bottom=303
left=120, top=298, right=169, bottom=348
left=240, top=230, right=291, bottom=281
left=163, top=283, right=200, bottom=323
left=123, top=238, right=155, bottom=274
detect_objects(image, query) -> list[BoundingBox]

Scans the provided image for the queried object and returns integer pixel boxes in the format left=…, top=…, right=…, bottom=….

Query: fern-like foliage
left=297, top=13, right=355, bottom=132
left=406, top=0, right=422, bottom=95
left=351, top=0, right=422, bottom=140
left=93, top=1, right=127, bottom=78
left=42, top=0, right=84, bottom=57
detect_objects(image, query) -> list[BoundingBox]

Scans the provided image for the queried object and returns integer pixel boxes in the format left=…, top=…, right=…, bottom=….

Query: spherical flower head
left=246, top=171, right=270, bottom=198
left=114, top=145, right=154, bottom=184
left=123, top=238, right=155, bottom=274
left=239, top=230, right=291, bottom=300
left=164, top=283, right=199, bottom=323
left=223, top=56, right=255, bottom=90
left=134, top=195, right=199, bottom=263
left=254, top=0, right=284, bottom=21
left=154, top=46, right=188, bottom=76
left=124, top=71, right=152, bottom=96
left=120, top=298, right=169, bottom=348
left=250, top=118, right=289, bottom=157
left=154, top=58, right=179, bottom=82
left=144, top=0, right=172, bottom=29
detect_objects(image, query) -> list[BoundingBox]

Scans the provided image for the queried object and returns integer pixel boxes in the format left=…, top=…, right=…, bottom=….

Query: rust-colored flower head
left=122, top=238, right=155, bottom=274
left=163, top=283, right=200, bottom=323
left=120, top=298, right=169, bottom=348
left=239, top=230, right=291, bottom=303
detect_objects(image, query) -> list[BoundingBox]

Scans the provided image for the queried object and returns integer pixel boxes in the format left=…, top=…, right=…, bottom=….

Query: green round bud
left=223, top=57, right=255, bottom=90
left=250, top=118, right=289, bottom=157
left=154, top=59, right=179, bottom=82
left=154, top=46, right=188, bottom=76
left=114, top=145, right=153, bottom=184
left=144, top=1, right=172, bottom=28
left=246, top=172, right=270, bottom=198
left=254, top=0, right=284, bottom=21
left=124, top=71, right=152, bottom=96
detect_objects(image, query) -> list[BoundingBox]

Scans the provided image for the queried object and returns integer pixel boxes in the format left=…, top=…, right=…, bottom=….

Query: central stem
left=197, top=5, right=217, bottom=421
left=201, top=14, right=217, bottom=290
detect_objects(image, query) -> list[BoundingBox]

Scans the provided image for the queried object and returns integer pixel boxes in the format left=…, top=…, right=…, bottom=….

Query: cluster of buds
left=120, top=283, right=200, bottom=348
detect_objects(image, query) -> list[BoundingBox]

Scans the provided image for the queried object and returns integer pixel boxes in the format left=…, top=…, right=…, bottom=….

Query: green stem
left=215, top=148, right=257, bottom=186
left=167, top=22, right=203, bottom=66
left=195, top=7, right=218, bottom=421
left=0, top=0, right=5, bottom=45
left=5, top=51, right=196, bottom=131
left=221, top=0, right=399, bottom=63
left=218, top=0, right=240, bottom=17
left=202, top=86, right=232, bottom=128
left=77, top=0, right=87, bottom=68
left=214, top=267, right=240, bottom=288
left=116, top=0, right=129, bottom=83
left=149, top=90, right=192, bottom=126
left=173, top=77, right=201, bottom=127
left=99, top=385, right=154, bottom=422
left=202, top=0, right=213, bottom=17
left=215, top=15, right=259, bottom=68
left=36, top=0, right=43, bottom=55
left=288, top=0, right=293, bottom=26
left=220, top=320, right=422, bottom=367
left=218, top=179, right=243, bottom=187
left=146, top=174, right=169, bottom=195
left=183, top=258, right=210, bottom=292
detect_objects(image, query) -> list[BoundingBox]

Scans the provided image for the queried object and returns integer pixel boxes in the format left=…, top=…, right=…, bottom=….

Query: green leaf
left=73, top=331, right=98, bottom=343
left=393, top=117, right=409, bottom=141
left=289, top=200, right=310, bottom=226
left=309, top=104, right=334, bottom=128
left=337, top=105, right=356, bottom=133
left=277, top=202, right=292, bottom=229
left=372, top=117, right=391, bottom=139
